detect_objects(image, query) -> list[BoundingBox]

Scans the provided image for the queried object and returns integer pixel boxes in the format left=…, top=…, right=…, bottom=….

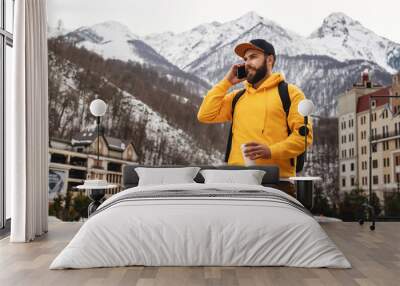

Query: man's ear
left=267, top=54, right=275, bottom=69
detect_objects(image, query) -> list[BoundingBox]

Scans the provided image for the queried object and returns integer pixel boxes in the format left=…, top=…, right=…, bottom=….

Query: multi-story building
left=49, top=131, right=139, bottom=200
left=337, top=70, right=382, bottom=192
left=356, top=87, right=390, bottom=199
left=338, top=71, right=400, bottom=200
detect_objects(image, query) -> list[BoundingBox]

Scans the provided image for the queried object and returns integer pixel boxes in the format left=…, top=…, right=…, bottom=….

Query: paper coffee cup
left=241, top=144, right=256, bottom=166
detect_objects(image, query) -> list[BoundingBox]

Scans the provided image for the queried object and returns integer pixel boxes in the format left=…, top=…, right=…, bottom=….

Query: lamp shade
left=298, top=99, right=315, bottom=117
left=89, top=99, right=107, bottom=117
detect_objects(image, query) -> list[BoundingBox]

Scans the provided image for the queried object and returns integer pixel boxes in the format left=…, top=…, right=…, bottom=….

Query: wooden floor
left=0, top=221, right=399, bottom=286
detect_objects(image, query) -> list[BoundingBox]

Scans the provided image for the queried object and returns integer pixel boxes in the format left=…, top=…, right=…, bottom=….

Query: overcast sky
left=48, top=0, right=400, bottom=43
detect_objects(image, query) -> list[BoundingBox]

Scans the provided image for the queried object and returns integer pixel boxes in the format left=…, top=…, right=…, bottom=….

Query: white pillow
left=200, top=169, right=266, bottom=185
left=135, top=167, right=201, bottom=186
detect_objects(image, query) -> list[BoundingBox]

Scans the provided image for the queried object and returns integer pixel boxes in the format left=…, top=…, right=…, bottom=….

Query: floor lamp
left=290, top=99, right=322, bottom=211
left=89, top=99, right=107, bottom=169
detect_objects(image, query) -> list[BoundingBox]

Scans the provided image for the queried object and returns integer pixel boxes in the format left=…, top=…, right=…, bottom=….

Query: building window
left=384, top=174, right=391, bottom=184
left=361, top=146, right=367, bottom=155
left=342, top=164, right=346, bottom=172
left=351, top=177, right=355, bottom=186
left=371, top=112, right=377, bottom=122
left=373, top=160, right=378, bottom=169
left=381, top=109, right=388, bottom=119
left=383, top=141, right=389, bottom=151
left=382, top=125, right=389, bottom=137
left=351, top=163, right=354, bottom=171
left=396, top=122, right=400, bottom=135
left=373, top=175, right=379, bottom=185
left=361, top=131, right=364, bottom=140
left=342, top=178, right=346, bottom=187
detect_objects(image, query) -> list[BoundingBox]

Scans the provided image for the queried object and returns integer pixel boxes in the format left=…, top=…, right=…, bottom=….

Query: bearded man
left=197, top=39, right=313, bottom=196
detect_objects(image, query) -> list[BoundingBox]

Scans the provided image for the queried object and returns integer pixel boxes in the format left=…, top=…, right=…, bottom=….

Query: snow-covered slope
left=143, top=11, right=396, bottom=115
left=58, top=21, right=211, bottom=94
left=48, top=50, right=223, bottom=165
left=144, top=11, right=316, bottom=71
left=49, top=11, right=399, bottom=116
left=144, top=11, right=400, bottom=74
left=308, top=12, right=400, bottom=73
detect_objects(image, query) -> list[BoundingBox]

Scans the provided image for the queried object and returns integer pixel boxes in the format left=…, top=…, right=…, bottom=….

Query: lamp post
left=298, top=99, right=315, bottom=175
left=89, top=99, right=107, bottom=168
left=289, top=99, right=321, bottom=210
left=82, top=99, right=108, bottom=216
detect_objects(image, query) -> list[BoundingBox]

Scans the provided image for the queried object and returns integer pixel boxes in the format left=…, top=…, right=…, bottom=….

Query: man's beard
left=247, top=62, right=268, bottom=85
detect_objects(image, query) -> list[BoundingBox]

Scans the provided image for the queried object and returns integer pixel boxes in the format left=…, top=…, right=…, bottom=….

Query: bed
left=49, top=165, right=351, bottom=269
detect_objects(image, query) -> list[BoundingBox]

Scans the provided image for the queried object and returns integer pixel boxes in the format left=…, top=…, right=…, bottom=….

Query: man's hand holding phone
left=224, top=64, right=247, bottom=85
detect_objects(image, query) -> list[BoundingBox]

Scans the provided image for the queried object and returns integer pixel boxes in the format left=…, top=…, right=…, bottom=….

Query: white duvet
left=50, top=183, right=351, bottom=269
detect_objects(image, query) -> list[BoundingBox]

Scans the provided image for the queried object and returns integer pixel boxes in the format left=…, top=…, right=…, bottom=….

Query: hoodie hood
left=244, top=72, right=285, bottom=92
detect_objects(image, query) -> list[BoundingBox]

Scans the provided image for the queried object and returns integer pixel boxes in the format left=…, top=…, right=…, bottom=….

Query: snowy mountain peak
left=325, top=12, right=358, bottom=25
left=240, top=11, right=263, bottom=21
left=307, top=12, right=400, bottom=73
left=84, top=20, right=138, bottom=42
left=310, top=12, right=361, bottom=38
left=235, top=11, right=265, bottom=28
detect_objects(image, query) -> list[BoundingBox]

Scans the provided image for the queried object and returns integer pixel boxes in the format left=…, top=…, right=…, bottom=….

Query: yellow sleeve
left=269, top=84, right=313, bottom=160
left=197, top=78, right=238, bottom=123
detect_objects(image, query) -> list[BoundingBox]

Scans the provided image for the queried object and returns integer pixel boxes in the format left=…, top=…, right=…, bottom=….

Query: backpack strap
left=224, top=89, right=246, bottom=162
left=277, top=81, right=296, bottom=168
left=278, top=81, right=291, bottom=134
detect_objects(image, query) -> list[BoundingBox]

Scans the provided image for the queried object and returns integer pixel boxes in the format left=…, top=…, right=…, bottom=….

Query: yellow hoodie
left=197, top=72, right=313, bottom=178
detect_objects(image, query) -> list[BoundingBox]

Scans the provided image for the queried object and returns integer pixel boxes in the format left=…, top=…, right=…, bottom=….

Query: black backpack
left=224, top=81, right=305, bottom=173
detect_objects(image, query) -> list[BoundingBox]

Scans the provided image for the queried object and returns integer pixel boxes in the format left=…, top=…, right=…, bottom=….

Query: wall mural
left=47, top=2, right=400, bottom=220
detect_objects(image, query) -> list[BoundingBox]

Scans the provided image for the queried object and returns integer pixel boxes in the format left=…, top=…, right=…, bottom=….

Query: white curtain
left=6, top=0, right=49, bottom=242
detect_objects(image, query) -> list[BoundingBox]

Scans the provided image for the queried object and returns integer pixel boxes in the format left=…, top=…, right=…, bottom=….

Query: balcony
left=371, top=131, right=400, bottom=142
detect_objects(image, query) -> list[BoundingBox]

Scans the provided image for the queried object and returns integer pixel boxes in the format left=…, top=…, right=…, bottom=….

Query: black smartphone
left=237, top=65, right=247, bottom=79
